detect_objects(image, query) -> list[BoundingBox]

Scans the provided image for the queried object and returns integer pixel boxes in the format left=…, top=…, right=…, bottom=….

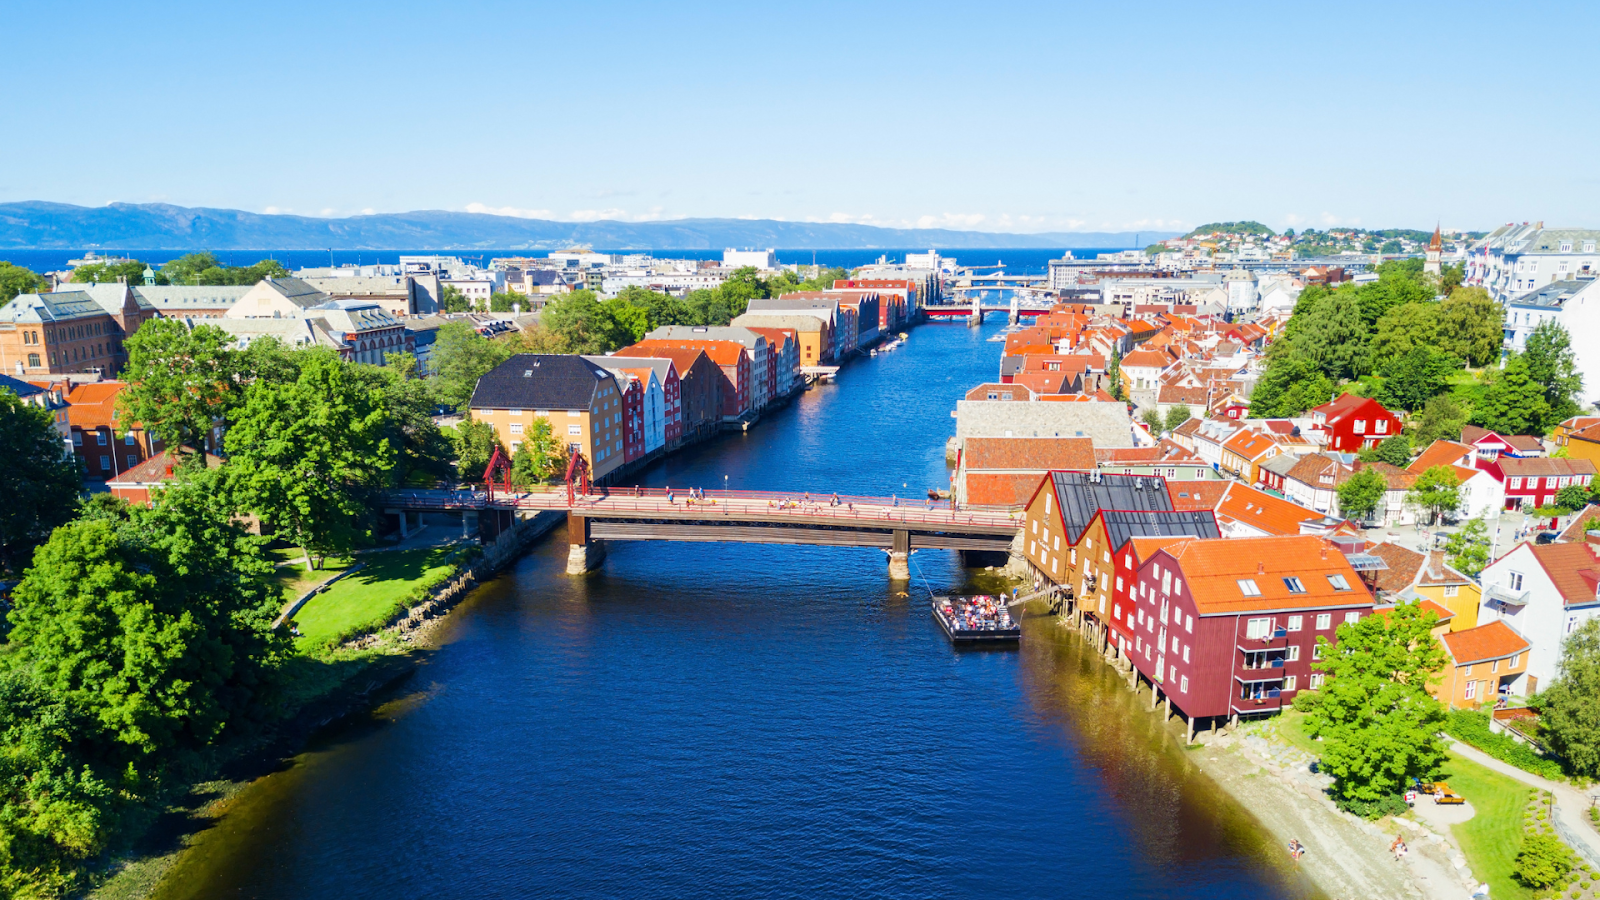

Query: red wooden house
left=1479, top=456, right=1596, bottom=510
left=1128, top=535, right=1374, bottom=725
left=1307, top=394, right=1402, bottom=451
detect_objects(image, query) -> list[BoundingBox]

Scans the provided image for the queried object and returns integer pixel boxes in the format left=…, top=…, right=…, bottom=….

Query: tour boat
left=932, top=595, right=1021, bottom=645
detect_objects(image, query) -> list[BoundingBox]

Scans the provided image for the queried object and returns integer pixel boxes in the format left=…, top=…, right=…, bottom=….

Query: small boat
left=932, top=595, right=1021, bottom=645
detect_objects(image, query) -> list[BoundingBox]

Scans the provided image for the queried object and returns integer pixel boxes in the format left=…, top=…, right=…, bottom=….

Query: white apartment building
left=1466, top=223, right=1600, bottom=302
left=724, top=249, right=778, bottom=269
left=1479, top=541, right=1600, bottom=693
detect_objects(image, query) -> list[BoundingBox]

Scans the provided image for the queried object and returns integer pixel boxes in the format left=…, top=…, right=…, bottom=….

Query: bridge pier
left=888, top=529, right=911, bottom=581
left=566, top=513, right=606, bottom=575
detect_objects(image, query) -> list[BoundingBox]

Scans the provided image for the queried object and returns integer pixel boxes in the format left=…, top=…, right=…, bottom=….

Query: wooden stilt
left=1186, top=715, right=1195, bottom=745
left=1164, top=695, right=1172, bottom=720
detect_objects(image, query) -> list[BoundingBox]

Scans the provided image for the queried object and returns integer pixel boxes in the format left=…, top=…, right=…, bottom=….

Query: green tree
left=0, top=389, right=81, bottom=575
left=488, top=291, right=522, bottom=313
left=1444, top=517, right=1490, bottom=579
left=1163, top=404, right=1192, bottom=433
left=1337, top=469, right=1387, bottom=523
left=1413, top=394, right=1467, bottom=445
left=224, top=351, right=394, bottom=569
left=1539, top=618, right=1600, bottom=779
left=438, top=284, right=472, bottom=313
left=1408, top=465, right=1461, bottom=524
left=1378, top=346, right=1459, bottom=412
left=1107, top=348, right=1124, bottom=401
left=1356, top=263, right=1434, bottom=328
left=1295, top=289, right=1369, bottom=379
left=1555, top=484, right=1591, bottom=512
left=1437, top=287, right=1504, bottom=367
left=542, top=290, right=632, bottom=354
left=509, top=420, right=564, bottom=487
left=1368, top=302, right=1440, bottom=370
left=1522, top=320, right=1584, bottom=430
left=1370, top=433, right=1412, bottom=467
left=0, top=670, right=120, bottom=897
left=118, top=319, right=241, bottom=449
left=72, top=259, right=152, bottom=285
left=429, top=321, right=514, bottom=411
left=237, top=335, right=304, bottom=387
left=612, top=285, right=691, bottom=328
left=1473, top=355, right=1551, bottom=436
left=160, top=253, right=288, bottom=286
left=354, top=353, right=454, bottom=487
left=8, top=466, right=285, bottom=759
left=451, top=418, right=503, bottom=483
left=1249, top=350, right=1336, bottom=417
left=0, top=261, right=46, bottom=305
left=1305, top=602, right=1448, bottom=809
left=1514, top=831, right=1575, bottom=891
left=1440, top=262, right=1465, bottom=295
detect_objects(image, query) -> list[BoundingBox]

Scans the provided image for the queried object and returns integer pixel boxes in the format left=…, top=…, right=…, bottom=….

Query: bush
left=1515, top=831, right=1575, bottom=890
left=1444, top=709, right=1568, bottom=781
left=1337, top=793, right=1410, bottom=820
left=1292, top=690, right=1323, bottom=713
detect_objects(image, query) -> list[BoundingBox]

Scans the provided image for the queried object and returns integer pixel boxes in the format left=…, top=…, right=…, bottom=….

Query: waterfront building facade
left=469, top=354, right=627, bottom=482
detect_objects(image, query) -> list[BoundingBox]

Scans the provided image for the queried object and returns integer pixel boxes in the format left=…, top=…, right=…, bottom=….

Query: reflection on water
left=153, top=320, right=1317, bottom=900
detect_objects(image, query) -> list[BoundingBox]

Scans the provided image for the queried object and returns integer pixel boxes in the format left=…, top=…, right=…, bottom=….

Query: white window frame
left=1286, top=615, right=1302, bottom=631
left=1316, top=613, right=1332, bottom=630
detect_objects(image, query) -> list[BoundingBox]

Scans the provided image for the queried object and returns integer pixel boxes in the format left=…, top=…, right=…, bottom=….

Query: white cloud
left=465, top=202, right=556, bottom=219
left=361, top=208, right=375, bottom=215
left=263, top=205, right=285, bottom=214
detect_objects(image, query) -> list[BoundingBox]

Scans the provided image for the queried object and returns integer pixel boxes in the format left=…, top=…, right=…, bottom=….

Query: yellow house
left=1369, top=544, right=1480, bottom=630
left=1564, top=421, right=1600, bottom=465
left=468, top=354, right=626, bottom=482
left=1552, top=416, right=1600, bottom=447
left=1434, top=621, right=1531, bottom=708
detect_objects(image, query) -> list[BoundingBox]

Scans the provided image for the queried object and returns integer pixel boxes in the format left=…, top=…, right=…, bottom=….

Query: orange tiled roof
left=1527, top=542, right=1600, bottom=607
left=1222, top=430, right=1278, bottom=460
left=1558, top=505, right=1600, bottom=542
left=1408, top=440, right=1475, bottom=475
left=1442, top=620, right=1529, bottom=665
left=107, top=447, right=222, bottom=486
left=965, top=473, right=1045, bottom=507
left=64, top=381, right=128, bottom=429
left=1367, top=542, right=1425, bottom=594
left=964, top=383, right=1034, bottom=402
left=1161, top=535, right=1371, bottom=615
left=1167, top=480, right=1230, bottom=510
left=1216, top=483, right=1327, bottom=536
left=964, top=437, right=1096, bottom=471
left=628, top=339, right=748, bottom=368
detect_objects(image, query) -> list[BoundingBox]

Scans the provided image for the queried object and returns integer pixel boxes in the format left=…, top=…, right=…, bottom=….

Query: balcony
left=1232, top=694, right=1284, bottom=716
left=1485, top=584, right=1529, bottom=607
left=1237, top=630, right=1288, bottom=653
left=1236, top=661, right=1287, bottom=683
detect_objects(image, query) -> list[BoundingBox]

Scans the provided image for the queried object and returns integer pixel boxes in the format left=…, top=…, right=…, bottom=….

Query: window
left=1283, top=675, right=1297, bottom=692
left=1237, top=578, right=1261, bottom=597
left=1510, top=653, right=1521, bottom=668
left=509, top=409, right=523, bottom=416
left=1344, top=612, right=1360, bottom=625
left=1283, top=577, right=1306, bottom=594
left=1182, top=646, right=1190, bottom=663
left=1327, top=574, right=1350, bottom=591
left=1180, top=676, right=1189, bottom=693
left=1174, top=579, right=1183, bottom=596
left=72, top=432, right=82, bottom=446
left=1569, top=615, right=1581, bottom=634
left=1376, top=419, right=1388, bottom=434
left=509, top=423, right=523, bottom=434
left=1491, top=659, right=1500, bottom=673
left=1509, top=477, right=1522, bottom=489
left=1312, top=644, right=1325, bottom=660
left=1353, top=419, right=1366, bottom=434
left=27, top=353, right=38, bottom=367
left=1162, top=572, right=1171, bottom=595
left=1031, top=520, right=1038, bottom=534
left=1171, top=636, right=1179, bottom=653
left=1508, top=572, right=1524, bottom=591
left=1053, top=536, right=1060, bottom=551
left=1309, top=673, right=1324, bottom=689
left=1464, top=680, right=1477, bottom=700
left=1116, top=576, right=1124, bottom=592
left=1185, top=614, right=1193, bottom=633
left=1246, top=617, right=1271, bottom=639
left=567, top=410, right=580, bottom=416
left=99, top=455, right=110, bottom=471
left=1286, top=645, right=1300, bottom=662
left=568, top=425, right=582, bottom=436
left=1316, top=613, right=1332, bottom=630
left=1444, top=585, right=1459, bottom=598
left=96, top=432, right=107, bottom=446
left=1287, top=615, right=1303, bottom=631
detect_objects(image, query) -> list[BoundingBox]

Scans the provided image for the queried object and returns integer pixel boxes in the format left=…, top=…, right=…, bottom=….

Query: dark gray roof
left=1101, top=509, right=1220, bottom=552
left=469, top=354, right=609, bottom=411
left=1050, top=471, right=1174, bottom=543
left=0, top=373, right=43, bottom=400
left=999, top=356, right=1027, bottom=377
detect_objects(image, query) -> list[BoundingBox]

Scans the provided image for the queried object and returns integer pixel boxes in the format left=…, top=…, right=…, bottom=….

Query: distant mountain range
left=0, top=202, right=1179, bottom=251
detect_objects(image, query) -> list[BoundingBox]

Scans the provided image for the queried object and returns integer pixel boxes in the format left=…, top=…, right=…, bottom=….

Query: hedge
left=1445, top=709, right=1567, bottom=782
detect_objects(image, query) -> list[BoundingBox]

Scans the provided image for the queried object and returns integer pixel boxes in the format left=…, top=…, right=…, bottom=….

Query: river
left=152, top=317, right=1319, bottom=900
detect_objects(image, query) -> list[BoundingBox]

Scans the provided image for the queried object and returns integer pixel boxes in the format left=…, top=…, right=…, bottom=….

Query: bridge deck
left=388, top=488, right=1021, bottom=550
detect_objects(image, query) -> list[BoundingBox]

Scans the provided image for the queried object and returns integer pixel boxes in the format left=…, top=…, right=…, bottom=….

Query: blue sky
left=5, top=0, right=1596, bottom=233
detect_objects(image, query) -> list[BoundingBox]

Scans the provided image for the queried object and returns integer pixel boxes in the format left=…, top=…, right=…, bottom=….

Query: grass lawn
left=290, top=546, right=460, bottom=649
left=265, top=557, right=353, bottom=609
left=1264, top=708, right=1325, bottom=756
left=1442, top=749, right=1535, bottom=900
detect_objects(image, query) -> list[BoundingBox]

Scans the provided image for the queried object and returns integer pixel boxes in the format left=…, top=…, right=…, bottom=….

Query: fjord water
left=155, top=318, right=1315, bottom=900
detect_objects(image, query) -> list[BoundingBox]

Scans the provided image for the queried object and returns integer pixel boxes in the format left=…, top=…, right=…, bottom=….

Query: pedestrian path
left=1444, top=737, right=1600, bottom=868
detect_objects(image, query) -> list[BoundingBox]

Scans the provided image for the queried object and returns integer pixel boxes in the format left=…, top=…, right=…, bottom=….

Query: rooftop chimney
left=1257, top=561, right=1265, bottom=574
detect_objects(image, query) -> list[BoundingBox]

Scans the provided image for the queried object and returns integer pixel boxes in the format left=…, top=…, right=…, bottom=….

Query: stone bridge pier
left=566, top=513, right=607, bottom=575
left=888, top=529, right=911, bottom=581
